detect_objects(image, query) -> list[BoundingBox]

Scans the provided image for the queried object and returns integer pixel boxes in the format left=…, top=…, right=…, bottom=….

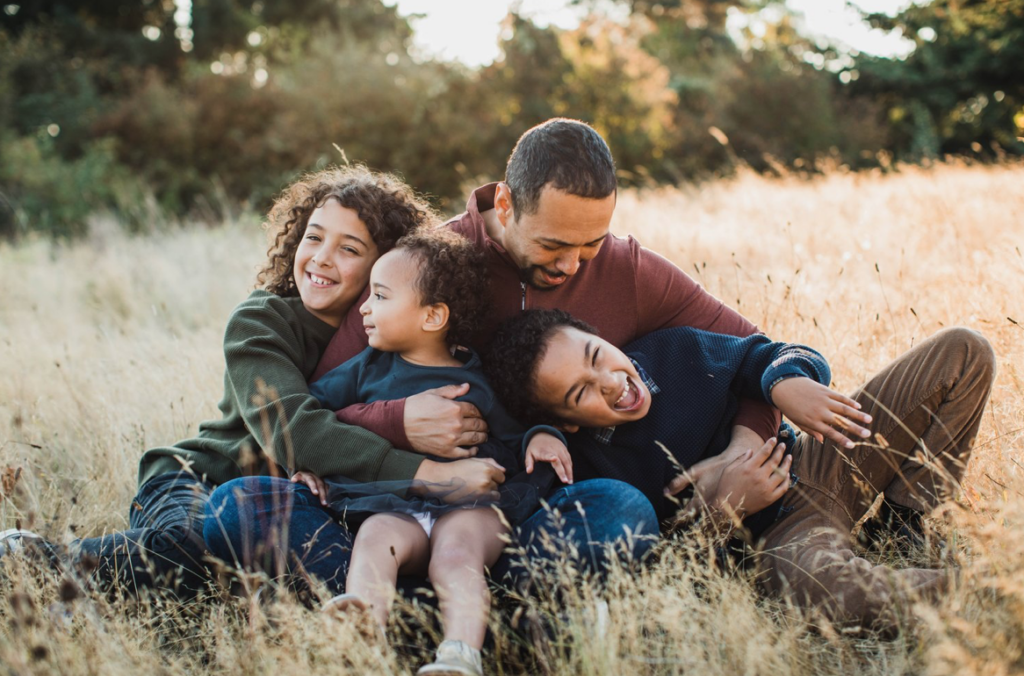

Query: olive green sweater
left=138, top=290, right=424, bottom=488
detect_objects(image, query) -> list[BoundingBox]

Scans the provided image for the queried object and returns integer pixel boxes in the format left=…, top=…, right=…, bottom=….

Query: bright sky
left=383, top=0, right=921, bottom=67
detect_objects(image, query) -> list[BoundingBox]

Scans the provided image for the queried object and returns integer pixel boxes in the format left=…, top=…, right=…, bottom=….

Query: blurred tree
left=476, top=13, right=677, bottom=185
left=852, top=0, right=1024, bottom=158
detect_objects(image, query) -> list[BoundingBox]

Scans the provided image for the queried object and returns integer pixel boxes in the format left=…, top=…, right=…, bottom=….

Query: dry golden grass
left=2, top=162, right=1023, bottom=675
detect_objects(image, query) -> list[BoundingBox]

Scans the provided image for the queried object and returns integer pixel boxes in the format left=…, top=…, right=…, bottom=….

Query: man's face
left=533, top=326, right=652, bottom=428
left=496, top=183, right=616, bottom=289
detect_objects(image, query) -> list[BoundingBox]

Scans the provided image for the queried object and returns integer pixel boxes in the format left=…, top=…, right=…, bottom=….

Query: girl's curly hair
left=258, top=165, right=436, bottom=296
left=393, top=228, right=489, bottom=347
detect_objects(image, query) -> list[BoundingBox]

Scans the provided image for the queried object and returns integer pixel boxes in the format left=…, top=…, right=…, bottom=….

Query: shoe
left=0, top=529, right=44, bottom=557
left=416, top=639, right=483, bottom=676
left=858, top=500, right=925, bottom=551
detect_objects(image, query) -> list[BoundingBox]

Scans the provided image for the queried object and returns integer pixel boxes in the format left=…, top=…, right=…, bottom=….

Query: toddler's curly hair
left=394, top=228, right=489, bottom=347
left=258, top=165, right=436, bottom=295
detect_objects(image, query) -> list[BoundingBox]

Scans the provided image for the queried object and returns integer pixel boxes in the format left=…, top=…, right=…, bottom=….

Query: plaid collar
left=590, top=358, right=660, bottom=445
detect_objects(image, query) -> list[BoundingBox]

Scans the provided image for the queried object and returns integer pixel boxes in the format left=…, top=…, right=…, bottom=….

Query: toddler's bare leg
left=345, top=513, right=429, bottom=630
left=428, top=508, right=508, bottom=650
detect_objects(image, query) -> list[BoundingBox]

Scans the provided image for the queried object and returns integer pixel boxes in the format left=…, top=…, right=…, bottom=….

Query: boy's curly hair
left=258, top=165, right=436, bottom=296
left=484, top=309, right=597, bottom=425
left=394, top=228, right=489, bottom=347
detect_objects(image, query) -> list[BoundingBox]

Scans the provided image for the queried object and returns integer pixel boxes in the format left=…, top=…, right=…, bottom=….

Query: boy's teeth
left=616, top=382, right=629, bottom=405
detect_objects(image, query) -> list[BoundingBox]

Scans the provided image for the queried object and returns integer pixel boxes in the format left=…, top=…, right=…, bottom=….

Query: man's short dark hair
left=484, top=309, right=598, bottom=425
left=505, top=118, right=617, bottom=217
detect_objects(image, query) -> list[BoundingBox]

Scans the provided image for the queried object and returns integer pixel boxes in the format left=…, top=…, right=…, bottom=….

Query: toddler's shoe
left=0, top=529, right=44, bottom=558
left=416, top=639, right=483, bottom=676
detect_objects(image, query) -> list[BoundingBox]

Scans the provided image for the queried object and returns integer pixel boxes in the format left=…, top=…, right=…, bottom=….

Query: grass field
left=2, top=162, right=1023, bottom=675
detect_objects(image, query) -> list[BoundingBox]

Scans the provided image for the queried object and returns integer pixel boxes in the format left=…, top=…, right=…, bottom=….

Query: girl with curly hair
left=298, top=228, right=572, bottom=676
left=0, top=165, right=439, bottom=596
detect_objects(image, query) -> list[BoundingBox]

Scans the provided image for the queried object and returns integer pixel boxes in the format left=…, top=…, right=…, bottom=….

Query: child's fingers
left=525, top=454, right=535, bottom=474
left=827, top=400, right=872, bottom=437
left=552, top=457, right=571, bottom=484
left=819, top=422, right=857, bottom=450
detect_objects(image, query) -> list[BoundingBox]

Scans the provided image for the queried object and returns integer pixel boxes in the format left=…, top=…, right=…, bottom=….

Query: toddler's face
left=532, top=327, right=652, bottom=428
left=359, top=249, right=429, bottom=352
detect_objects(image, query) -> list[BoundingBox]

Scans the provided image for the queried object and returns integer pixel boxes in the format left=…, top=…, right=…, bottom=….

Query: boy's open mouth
left=613, top=377, right=643, bottom=412
left=307, top=271, right=337, bottom=287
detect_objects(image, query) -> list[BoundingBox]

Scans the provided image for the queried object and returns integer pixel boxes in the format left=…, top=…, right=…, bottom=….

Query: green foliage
left=0, top=134, right=150, bottom=238
left=0, top=0, right=1018, bottom=238
left=852, top=0, right=1024, bottom=158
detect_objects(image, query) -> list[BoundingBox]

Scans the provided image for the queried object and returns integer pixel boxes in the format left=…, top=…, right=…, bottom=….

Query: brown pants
left=757, top=327, right=996, bottom=628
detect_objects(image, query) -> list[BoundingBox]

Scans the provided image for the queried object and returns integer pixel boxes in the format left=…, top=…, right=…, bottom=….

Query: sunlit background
left=0, top=0, right=1020, bottom=238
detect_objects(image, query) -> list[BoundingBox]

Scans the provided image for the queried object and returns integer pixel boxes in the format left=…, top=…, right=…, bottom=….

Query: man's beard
left=519, top=264, right=568, bottom=289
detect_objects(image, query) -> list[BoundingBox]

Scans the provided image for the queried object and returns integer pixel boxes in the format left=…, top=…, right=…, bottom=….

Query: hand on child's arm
left=525, top=433, right=573, bottom=484
left=404, top=383, right=488, bottom=458
left=291, top=470, right=328, bottom=506
left=714, top=437, right=792, bottom=518
left=411, top=457, right=505, bottom=504
left=770, top=377, right=872, bottom=450
left=666, top=438, right=791, bottom=525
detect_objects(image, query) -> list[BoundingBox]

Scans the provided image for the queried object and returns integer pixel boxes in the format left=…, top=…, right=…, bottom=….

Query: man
left=204, top=119, right=866, bottom=593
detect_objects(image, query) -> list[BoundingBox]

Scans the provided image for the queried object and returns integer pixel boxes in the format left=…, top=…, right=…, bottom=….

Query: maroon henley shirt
left=312, top=183, right=780, bottom=449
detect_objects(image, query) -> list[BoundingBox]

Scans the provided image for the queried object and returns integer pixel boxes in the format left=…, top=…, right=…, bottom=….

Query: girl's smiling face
left=533, top=326, right=652, bottom=429
left=293, top=198, right=380, bottom=327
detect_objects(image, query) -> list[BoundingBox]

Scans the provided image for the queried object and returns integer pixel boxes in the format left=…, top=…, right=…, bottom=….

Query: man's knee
left=934, top=326, right=997, bottom=379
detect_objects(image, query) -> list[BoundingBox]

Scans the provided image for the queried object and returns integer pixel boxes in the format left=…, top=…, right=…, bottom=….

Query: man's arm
left=311, top=290, right=488, bottom=455
left=631, top=239, right=781, bottom=440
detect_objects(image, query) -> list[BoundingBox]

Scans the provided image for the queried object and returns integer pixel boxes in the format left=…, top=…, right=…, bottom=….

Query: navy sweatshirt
left=565, top=327, right=830, bottom=536
left=310, top=346, right=564, bottom=524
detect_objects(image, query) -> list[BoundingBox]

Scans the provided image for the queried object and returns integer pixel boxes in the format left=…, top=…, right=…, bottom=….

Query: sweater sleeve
left=707, top=332, right=832, bottom=403
left=631, top=238, right=781, bottom=439
left=225, top=300, right=423, bottom=483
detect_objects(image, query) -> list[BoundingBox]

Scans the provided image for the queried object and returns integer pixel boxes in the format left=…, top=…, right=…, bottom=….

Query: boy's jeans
left=202, top=477, right=659, bottom=596
left=71, top=471, right=213, bottom=596
left=757, top=327, right=996, bottom=627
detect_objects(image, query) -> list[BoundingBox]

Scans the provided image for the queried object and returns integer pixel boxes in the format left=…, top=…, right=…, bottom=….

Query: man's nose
left=554, top=250, right=581, bottom=276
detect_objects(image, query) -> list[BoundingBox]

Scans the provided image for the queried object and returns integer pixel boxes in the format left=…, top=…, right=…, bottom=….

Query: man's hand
left=291, top=470, right=328, bottom=506
left=771, top=377, right=872, bottom=450
left=411, top=457, right=506, bottom=504
left=524, top=432, right=573, bottom=484
left=404, top=383, right=489, bottom=458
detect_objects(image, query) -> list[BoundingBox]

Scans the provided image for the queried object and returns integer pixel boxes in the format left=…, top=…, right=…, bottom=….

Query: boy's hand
left=770, top=377, right=872, bottom=450
left=291, top=470, right=328, bottom=506
left=525, top=433, right=573, bottom=484
left=712, top=437, right=792, bottom=518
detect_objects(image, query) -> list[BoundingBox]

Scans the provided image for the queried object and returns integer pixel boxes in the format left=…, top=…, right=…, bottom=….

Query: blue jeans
left=203, top=477, right=658, bottom=596
left=73, top=471, right=213, bottom=596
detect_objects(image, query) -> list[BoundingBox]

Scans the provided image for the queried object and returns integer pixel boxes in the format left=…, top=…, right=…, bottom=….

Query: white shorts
left=412, top=511, right=436, bottom=537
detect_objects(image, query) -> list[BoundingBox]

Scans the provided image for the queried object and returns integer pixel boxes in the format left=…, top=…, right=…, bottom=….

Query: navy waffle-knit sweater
left=564, top=326, right=830, bottom=537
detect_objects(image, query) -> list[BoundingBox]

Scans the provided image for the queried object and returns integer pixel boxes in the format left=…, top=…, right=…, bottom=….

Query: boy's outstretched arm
left=770, top=377, right=872, bottom=450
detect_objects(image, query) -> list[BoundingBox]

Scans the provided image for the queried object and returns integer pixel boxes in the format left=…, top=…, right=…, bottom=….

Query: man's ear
left=422, top=302, right=450, bottom=335
left=494, top=182, right=514, bottom=229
